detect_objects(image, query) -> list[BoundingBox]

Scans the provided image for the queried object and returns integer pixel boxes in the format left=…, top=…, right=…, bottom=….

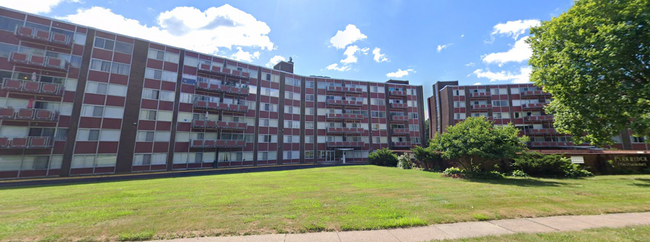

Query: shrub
left=442, top=167, right=464, bottom=178
left=368, top=148, right=398, bottom=167
left=466, top=170, right=505, bottom=179
left=513, top=152, right=593, bottom=178
left=511, top=170, right=529, bottom=177
left=397, top=154, right=413, bottom=169
left=411, top=145, right=443, bottom=170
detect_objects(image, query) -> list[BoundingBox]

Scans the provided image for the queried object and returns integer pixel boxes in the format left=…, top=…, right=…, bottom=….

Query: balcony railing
left=470, top=104, right=492, bottom=110
left=392, top=128, right=409, bottom=135
left=326, top=100, right=363, bottom=107
left=326, top=127, right=364, bottom=134
left=390, top=103, right=407, bottom=109
left=1, top=79, right=64, bottom=96
left=524, top=115, right=554, bottom=122
left=9, top=52, right=69, bottom=71
left=189, top=139, right=246, bottom=148
left=195, top=81, right=249, bottom=95
left=390, top=115, right=409, bottom=121
left=470, top=92, right=490, bottom=98
left=522, top=103, right=545, bottom=109
left=0, top=108, right=59, bottom=122
left=193, top=100, right=249, bottom=113
left=529, top=141, right=574, bottom=148
left=0, top=136, right=53, bottom=149
left=192, top=119, right=247, bottom=130
left=326, top=141, right=365, bottom=148
left=197, top=64, right=251, bottom=79
left=392, top=142, right=412, bottom=147
left=526, top=128, right=558, bottom=135
left=326, top=113, right=364, bottom=120
left=326, top=86, right=363, bottom=93
left=520, top=90, right=549, bottom=97
left=389, top=90, right=406, bottom=96
left=15, top=26, right=72, bottom=47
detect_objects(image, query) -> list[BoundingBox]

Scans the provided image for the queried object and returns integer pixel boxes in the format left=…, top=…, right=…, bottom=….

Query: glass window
left=114, top=41, right=133, bottom=54
left=73, top=32, right=87, bottom=45
left=0, top=42, right=18, bottom=58
left=111, top=62, right=131, bottom=75
left=0, top=16, right=23, bottom=32
left=88, top=130, right=100, bottom=141
left=94, top=37, right=115, bottom=50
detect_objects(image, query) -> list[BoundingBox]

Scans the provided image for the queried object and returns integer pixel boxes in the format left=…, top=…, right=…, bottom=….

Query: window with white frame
left=94, top=37, right=115, bottom=50
left=148, top=48, right=164, bottom=60
left=140, top=110, right=157, bottom=121
left=454, top=113, right=466, bottom=120
left=85, top=81, right=107, bottom=94
left=80, top=105, right=104, bottom=117
left=110, top=62, right=130, bottom=75
left=104, top=106, right=124, bottom=119
left=137, top=131, right=155, bottom=142
left=89, top=59, right=111, bottom=72
left=77, top=129, right=100, bottom=141
left=145, top=68, right=162, bottom=80
left=632, top=136, right=646, bottom=143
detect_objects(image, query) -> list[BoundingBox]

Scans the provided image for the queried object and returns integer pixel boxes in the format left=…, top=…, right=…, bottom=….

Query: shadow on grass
left=0, top=163, right=366, bottom=190
left=464, top=177, right=568, bottom=187
left=632, top=178, right=650, bottom=187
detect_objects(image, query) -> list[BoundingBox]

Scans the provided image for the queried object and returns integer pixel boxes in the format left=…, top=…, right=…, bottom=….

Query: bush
left=442, top=167, right=464, bottom=178
left=513, top=152, right=593, bottom=178
left=511, top=170, right=529, bottom=177
left=368, top=148, right=398, bottom=167
left=466, top=170, right=505, bottom=179
left=397, top=154, right=413, bottom=169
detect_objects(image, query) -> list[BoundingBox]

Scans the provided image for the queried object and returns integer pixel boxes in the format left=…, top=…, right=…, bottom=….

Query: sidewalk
left=153, top=212, right=650, bottom=242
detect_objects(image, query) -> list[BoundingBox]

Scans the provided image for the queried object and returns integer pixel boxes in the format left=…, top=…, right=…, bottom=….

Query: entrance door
left=326, top=150, right=336, bottom=162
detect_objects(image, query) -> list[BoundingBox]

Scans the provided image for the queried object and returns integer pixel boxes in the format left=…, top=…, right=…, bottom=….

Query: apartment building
left=0, top=7, right=426, bottom=179
left=428, top=81, right=648, bottom=150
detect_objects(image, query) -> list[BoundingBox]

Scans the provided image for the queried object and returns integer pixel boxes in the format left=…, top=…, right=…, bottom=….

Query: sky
left=0, top=0, right=575, bottom=114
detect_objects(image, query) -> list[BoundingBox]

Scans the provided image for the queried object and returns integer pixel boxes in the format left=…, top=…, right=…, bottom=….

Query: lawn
left=1, top=165, right=649, bottom=241
left=441, top=225, right=650, bottom=242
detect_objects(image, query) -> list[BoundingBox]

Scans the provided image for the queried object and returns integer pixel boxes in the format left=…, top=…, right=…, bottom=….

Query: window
left=143, top=89, right=160, bottom=100
left=140, top=110, right=157, bottom=120
left=285, top=135, right=293, bottom=143
left=260, top=152, right=269, bottom=160
left=0, top=16, right=23, bottom=32
left=74, top=32, right=87, bottom=45
left=77, top=129, right=100, bottom=141
left=145, top=68, right=162, bottom=80
left=409, top=113, right=419, bottom=119
left=104, top=106, right=124, bottom=119
left=0, top=42, right=18, bottom=58
left=114, top=41, right=133, bottom=54
left=148, top=49, right=164, bottom=60
left=492, top=100, right=509, bottom=107
left=306, top=81, right=314, bottom=88
left=454, top=113, right=466, bottom=120
left=409, top=125, right=420, bottom=131
left=55, top=128, right=69, bottom=141
left=305, top=94, right=314, bottom=101
left=305, top=151, right=314, bottom=159
left=453, top=101, right=465, bottom=108
left=164, top=52, right=180, bottom=63
left=285, top=106, right=293, bottom=114
left=111, top=62, right=130, bottom=75
left=306, top=135, right=314, bottom=143
left=262, top=135, right=271, bottom=142
left=137, top=131, right=155, bottom=142
left=305, top=122, right=314, bottom=129
left=86, top=81, right=107, bottom=94
left=260, top=119, right=269, bottom=127
left=632, top=137, right=646, bottom=143
left=94, top=37, right=115, bottom=50
left=81, top=105, right=104, bottom=117
left=265, top=73, right=271, bottom=81
left=90, top=59, right=111, bottom=72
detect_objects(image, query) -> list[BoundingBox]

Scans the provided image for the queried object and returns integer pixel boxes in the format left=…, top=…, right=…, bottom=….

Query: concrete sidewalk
left=153, top=212, right=650, bottom=242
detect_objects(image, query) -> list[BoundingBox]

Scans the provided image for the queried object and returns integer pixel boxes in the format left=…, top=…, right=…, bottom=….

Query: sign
left=614, top=156, right=648, bottom=167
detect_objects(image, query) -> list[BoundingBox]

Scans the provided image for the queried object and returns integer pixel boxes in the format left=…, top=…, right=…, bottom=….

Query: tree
left=430, top=117, right=529, bottom=172
left=527, top=0, right=650, bottom=145
left=411, top=142, right=442, bottom=170
left=368, top=148, right=399, bottom=167
left=424, top=119, right=430, bottom=144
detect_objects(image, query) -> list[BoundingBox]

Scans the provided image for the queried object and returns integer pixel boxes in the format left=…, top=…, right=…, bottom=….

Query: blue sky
left=2, top=0, right=574, bottom=104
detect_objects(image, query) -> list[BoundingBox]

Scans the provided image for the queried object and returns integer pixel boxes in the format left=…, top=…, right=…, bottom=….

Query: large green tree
left=527, top=0, right=650, bottom=145
left=430, top=117, right=529, bottom=172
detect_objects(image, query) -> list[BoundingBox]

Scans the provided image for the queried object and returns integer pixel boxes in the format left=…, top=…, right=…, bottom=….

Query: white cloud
left=473, top=82, right=482, bottom=85
left=326, top=63, right=351, bottom=72
left=59, top=5, right=274, bottom=55
left=465, top=62, right=476, bottom=67
left=341, top=45, right=361, bottom=64
left=372, top=47, right=388, bottom=63
left=461, top=34, right=465, bottom=38
left=386, top=68, right=415, bottom=78
left=0, top=0, right=72, bottom=14
left=472, top=66, right=532, bottom=83
left=491, top=19, right=540, bottom=40
left=230, top=47, right=259, bottom=62
left=361, top=47, right=370, bottom=55
left=329, top=24, right=367, bottom=49
left=437, top=43, right=453, bottom=53
left=482, top=36, right=531, bottom=66
left=266, top=55, right=286, bottom=68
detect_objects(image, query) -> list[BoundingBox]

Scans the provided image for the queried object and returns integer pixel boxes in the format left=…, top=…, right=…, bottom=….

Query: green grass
left=1, top=166, right=649, bottom=241
left=441, top=225, right=650, bottom=241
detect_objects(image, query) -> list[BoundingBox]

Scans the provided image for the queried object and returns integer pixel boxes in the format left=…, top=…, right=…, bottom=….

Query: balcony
left=470, top=104, right=492, bottom=110
left=326, top=141, right=365, bottom=148
left=1, top=79, right=64, bottom=96
left=529, top=141, right=574, bottom=148
left=524, top=115, right=554, bottom=122
left=9, top=52, right=69, bottom=71
left=189, top=139, right=246, bottom=148
left=0, top=136, right=53, bottom=149
left=0, top=108, right=59, bottom=122
left=522, top=103, right=545, bottom=109
left=326, top=113, right=364, bottom=120
left=195, top=81, right=249, bottom=96
left=326, top=86, right=363, bottom=94
left=326, top=127, right=364, bottom=134
left=526, top=128, right=558, bottom=135
left=197, top=64, right=250, bottom=79
left=391, top=128, right=409, bottom=135
left=470, top=92, right=490, bottom=98
left=390, top=103, right=407, bottom=109
left=193, top=100, right=248, bottom=113
left=520, top=90, right=549, bottom=97
left=389, top=90, right=406, bottom=96
left=15, top=26, right=72, bottom=48
left=192, top=119, right=247, bottom=130
left=326, top=99, right=363, bottom=107
left=392, top=142, right=412, bottom=147
left=390, top=115, right=409, bottom=122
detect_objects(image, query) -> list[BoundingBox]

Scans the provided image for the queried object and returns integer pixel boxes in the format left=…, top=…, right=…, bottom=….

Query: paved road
left=151, top=212, right=650, bottom=242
